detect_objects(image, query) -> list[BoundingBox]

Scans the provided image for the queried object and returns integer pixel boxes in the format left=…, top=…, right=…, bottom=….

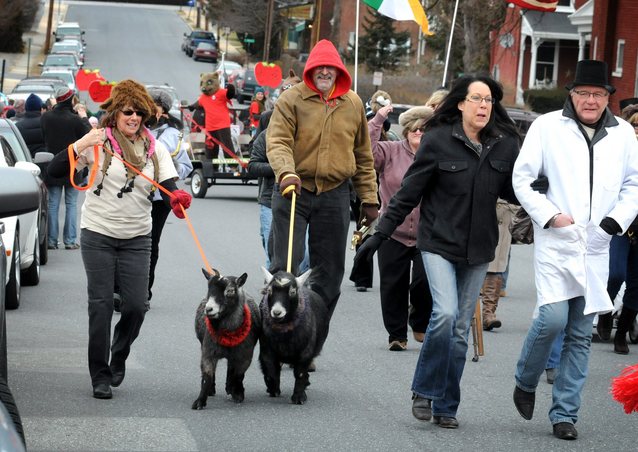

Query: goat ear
left=237, top=272, right=248, bottom=287
left=296, top=268, right=312, bottom=287
left=261, top=266, right=274, bottom=284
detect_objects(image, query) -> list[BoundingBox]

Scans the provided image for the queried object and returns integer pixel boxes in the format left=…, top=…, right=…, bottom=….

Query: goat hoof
left=291, top=392, right=307, bottom=405
left=232, top=395, right=244, bottom=403
left=191, top=399, right=207, bottom=410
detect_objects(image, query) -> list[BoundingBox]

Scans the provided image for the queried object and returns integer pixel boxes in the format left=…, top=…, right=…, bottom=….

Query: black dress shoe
left=513, top=386, right=535, bottom=420
left=411, top=395, right=432, bottom=421
left=432, top=416, right=459, bottom=429
left=553, top=422, right=578, bottom=440
left=110, top=363, right=126, bottom=387
left=93, top=383, right=112, bottom=399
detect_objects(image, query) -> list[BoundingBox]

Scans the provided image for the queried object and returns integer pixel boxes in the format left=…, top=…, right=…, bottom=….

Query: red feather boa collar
left=205, top=304, right=252, bottom=347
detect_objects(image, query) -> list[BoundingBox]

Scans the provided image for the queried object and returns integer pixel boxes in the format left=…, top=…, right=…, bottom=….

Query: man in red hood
left=267, top=39, right=378, bottom=333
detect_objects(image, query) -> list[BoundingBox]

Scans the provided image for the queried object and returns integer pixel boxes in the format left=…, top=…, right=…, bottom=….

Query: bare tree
left=0, top=0, right=39, bottom=53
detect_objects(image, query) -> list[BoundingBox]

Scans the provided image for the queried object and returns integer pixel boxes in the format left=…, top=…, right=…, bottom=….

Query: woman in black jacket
left=356, top=75, right=521, bottom=429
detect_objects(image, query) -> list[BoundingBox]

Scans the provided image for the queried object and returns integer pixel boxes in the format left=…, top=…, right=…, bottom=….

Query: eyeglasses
left=465, top=94, right=495, bottom=105
left=120, top=109, right=145, bottom=117
left=632, top=123, right=638, bottom=128
left=410, top=127, right=425, bottom=134
left=572, top=90, right=609, bottom=100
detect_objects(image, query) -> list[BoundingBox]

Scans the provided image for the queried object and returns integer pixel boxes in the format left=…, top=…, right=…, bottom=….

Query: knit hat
left=255, top=87, right=265, bottom=95
left=88, top=116, right=99, bottom=127
left=399, top=106, right=434, bottom=131
left=149, top=89, right=172, bottom=114
left=369, top=90, right=392, bottom=113
left=25, top=93, right=43, bottom=112
left=99, top=79, right=155, bottom=119
left=281, top=69, right=302, bottom=91
left=55, top=87, right=74, bottom=103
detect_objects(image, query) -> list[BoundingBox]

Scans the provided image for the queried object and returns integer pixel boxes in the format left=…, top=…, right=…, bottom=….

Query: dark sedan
left=192, top=42, right=218, bottom=63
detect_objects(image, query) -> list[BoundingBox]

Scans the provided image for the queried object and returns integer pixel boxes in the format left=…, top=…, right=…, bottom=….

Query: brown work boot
left=481, top=273, right=503, bottom=331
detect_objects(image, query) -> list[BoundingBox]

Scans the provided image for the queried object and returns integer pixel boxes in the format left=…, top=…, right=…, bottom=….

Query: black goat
left=192, top=269, right=261, bottom=409
left=259, top=268, right=329, bottom=404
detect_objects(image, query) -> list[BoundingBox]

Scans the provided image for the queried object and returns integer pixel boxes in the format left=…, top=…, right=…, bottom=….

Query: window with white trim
left=613, top=39, right=625, bottom=77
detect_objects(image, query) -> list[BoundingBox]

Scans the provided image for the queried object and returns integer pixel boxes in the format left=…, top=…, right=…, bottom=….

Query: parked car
left=0, top=119, right=50, bottom=309
left=40, top=69, right=76, bottom=92
left=53, top=22, right=85, bottom=46
left=39, top=53, right=82, bottom=75
left=0, top=167, right=41, bottom=448
left=51, top=39, right=84, bottom=63
left=215, top=61, right=244, bottom=81
left=505, top=107, right=540, bottom=137
left=237, top=68, right=260, bottom=104
left=182, top=30, right=216, bottom=57
left=8, top=77, right=67, bottom=103
left=192, top=42, right=218, bottom=63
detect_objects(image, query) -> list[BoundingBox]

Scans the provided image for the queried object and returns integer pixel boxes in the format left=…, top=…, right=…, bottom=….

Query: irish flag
left=363, top=0, right=433, bottom=36
left=509, top=0, right=558, bottom=12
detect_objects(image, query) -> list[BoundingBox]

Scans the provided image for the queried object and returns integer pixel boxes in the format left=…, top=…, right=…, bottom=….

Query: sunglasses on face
left=410, top=127, right=425, bottom=134
left=120, top=109, right=145, bottom=117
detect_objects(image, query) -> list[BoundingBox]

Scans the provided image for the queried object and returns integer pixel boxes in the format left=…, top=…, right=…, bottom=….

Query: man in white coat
left=511, top=60, right=638, bottom=441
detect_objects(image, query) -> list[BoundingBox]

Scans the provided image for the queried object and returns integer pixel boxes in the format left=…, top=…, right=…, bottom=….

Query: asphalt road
left=5, top=2, right=638, bottom=451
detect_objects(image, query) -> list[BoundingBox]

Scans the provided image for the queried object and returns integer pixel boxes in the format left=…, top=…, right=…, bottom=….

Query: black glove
left=353, top=232, right=386, bottom=266
left=530, top=175, right=548, bottom=194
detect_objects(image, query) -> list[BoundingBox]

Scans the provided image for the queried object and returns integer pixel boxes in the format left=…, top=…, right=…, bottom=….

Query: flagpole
left=354, top=0, right=360, bottom=93
left=442, top=0, right=460, bottom=87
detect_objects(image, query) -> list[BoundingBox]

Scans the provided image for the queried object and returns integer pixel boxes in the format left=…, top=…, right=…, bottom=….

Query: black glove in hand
left=353, top=232, right=385, bottom=266
left=359, top=203, right=379, bottom=227
left=530, top=175, right=548, bottom=194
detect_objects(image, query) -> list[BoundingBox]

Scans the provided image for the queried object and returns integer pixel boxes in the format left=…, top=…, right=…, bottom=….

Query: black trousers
left=149, top=200, right=171, bottom=300
left=269, top=182, right=350, bottom=321
left=81, top=229, right=150, bottom=386
left=378, top=238, right=432, bottom=342
left=204, top=127, right=235, bottom=160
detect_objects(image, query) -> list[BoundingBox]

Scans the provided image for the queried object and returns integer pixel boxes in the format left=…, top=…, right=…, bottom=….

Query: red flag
left=509, top=0, right=558, bottom=12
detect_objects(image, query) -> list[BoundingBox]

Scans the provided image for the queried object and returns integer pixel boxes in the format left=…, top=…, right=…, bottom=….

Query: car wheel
left=22, top=230, right=40, bottom=286
left=0, top=377, right=25, bottom=447
left=190, top=169, right=208, bottom=198
left=5, top=230, right=20, bottom=310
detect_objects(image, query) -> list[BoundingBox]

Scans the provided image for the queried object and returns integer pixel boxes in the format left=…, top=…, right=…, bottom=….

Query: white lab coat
left=513, top=109, right=638, bottom=315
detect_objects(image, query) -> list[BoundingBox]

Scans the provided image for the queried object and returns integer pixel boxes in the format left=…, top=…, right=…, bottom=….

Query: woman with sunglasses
left=368, top=103, right=434, bottom=351
left=355, top=75, right=521, bottom=428
left=48, top=80, right=192, bottom=399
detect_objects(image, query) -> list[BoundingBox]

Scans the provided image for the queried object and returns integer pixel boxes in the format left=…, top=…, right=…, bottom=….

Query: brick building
left=490, top=0, right=638, bottom=113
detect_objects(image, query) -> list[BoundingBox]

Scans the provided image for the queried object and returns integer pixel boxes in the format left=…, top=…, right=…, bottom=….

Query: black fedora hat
left=566, top=59, right=616, bottom=94
left=619, top=98, right=638, bottom=111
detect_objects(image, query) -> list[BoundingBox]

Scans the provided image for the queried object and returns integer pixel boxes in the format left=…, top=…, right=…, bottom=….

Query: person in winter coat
left=355, top=75, right=521, bottom=429
left=47, top=80, right=192, bottom=400
left=41, top=87, right=92, bottom=250
left=511, top=60, right=638, bottom=441
left=368, top=103, right=434, bottom=351
left=248, top=87, right=265, bottom=134
left=266, top=39, right=378, bottom=331
left=16, top=93, right=46, bottom=157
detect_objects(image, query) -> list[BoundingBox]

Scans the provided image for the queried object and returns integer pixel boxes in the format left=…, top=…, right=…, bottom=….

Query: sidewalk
left=0, top=2, right=66, bottom=96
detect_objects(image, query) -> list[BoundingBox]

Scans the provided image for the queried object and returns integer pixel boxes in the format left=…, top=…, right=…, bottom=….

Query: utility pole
left=44, top=0, right=55, bottom=54
left=263, top=0, right=275, bottom=61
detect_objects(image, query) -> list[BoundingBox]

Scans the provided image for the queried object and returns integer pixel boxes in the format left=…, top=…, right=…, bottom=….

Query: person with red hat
left=512, top=60, right=638, bottom=440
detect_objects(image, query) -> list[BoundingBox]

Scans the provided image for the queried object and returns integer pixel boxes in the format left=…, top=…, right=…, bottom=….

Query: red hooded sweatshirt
left=302, top=39, right=351, bottom=101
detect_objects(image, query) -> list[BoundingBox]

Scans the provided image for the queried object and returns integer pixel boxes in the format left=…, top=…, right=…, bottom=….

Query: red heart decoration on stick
left=88, top=80, right=116, bottom=102
left=254, top=62, right=282, bottom=88
left=76, top=69, right=105, bottom=91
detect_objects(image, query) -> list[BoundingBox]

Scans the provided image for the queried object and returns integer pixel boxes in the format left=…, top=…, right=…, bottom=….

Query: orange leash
left=67, top=143, right=214, bottom=275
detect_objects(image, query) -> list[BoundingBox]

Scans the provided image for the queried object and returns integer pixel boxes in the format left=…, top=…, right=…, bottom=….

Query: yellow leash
left=286, top=191, right=297, bottom=273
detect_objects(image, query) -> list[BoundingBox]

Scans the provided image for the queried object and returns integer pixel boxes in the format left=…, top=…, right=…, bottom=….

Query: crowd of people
left=4, top=46, right=637, bottom=441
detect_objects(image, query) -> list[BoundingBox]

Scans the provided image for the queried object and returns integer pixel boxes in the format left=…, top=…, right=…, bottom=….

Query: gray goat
left=192, top=269, right=261, bottom=409
left=259, top=268, right=329, bottom=404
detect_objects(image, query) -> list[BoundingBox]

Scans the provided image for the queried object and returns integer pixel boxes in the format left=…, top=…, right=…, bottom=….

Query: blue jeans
left=411, top=252, right=489, bottom=417
left=545, top=331, right=565, bottom=370
left=48, top=184, right=79, bottom=246
left=515, top=297, right=595, bottom=425
left=607, top=234, right=638, bottom=310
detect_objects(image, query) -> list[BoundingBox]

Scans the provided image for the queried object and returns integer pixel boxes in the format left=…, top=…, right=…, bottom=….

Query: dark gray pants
left=81, top=229, right=151, bottom=386
left=269, top=182, right=350, bottom=320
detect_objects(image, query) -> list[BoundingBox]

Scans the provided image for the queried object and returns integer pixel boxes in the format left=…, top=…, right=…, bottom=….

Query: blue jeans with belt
left=515, top=297, right=595, bottom=425
left=47, top=184, right=78, bottom=247
left=411, top=252, right=488, bottom=418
